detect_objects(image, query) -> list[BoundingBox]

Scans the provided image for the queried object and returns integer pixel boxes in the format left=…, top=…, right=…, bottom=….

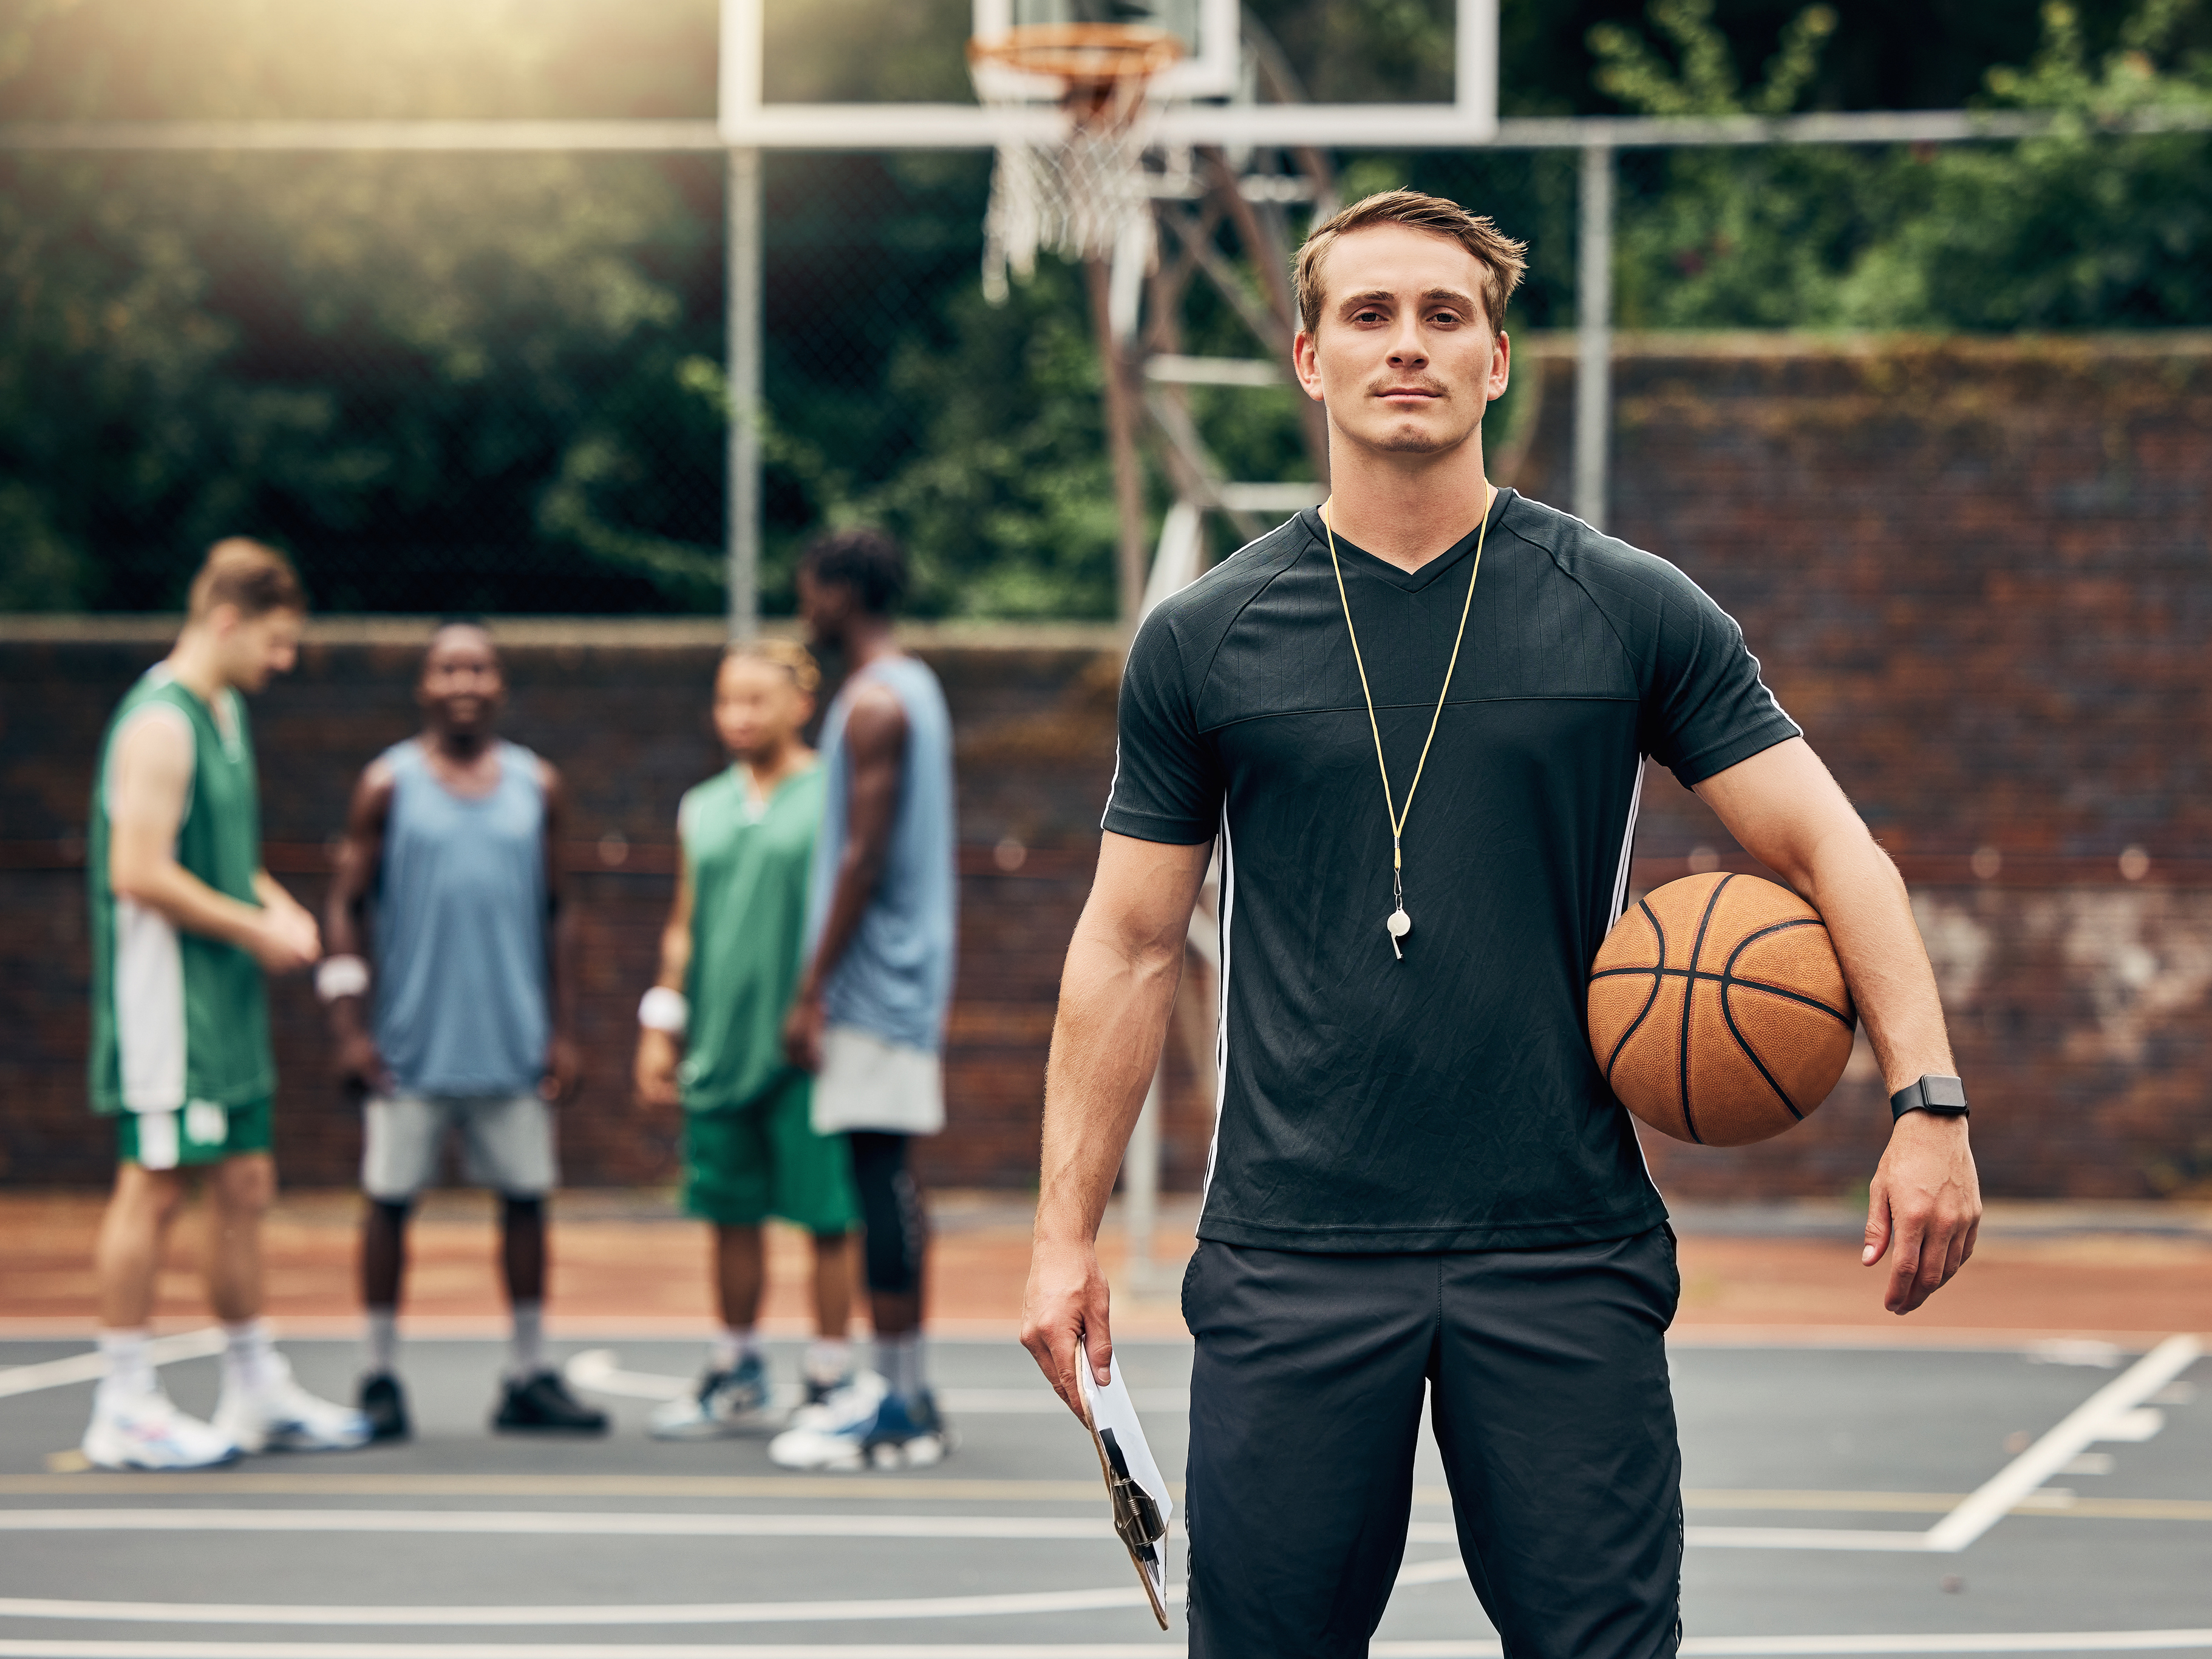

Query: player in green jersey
left=83, top=539, right=370, bottom=1471
left=635, top=640, right=859, bottom=1436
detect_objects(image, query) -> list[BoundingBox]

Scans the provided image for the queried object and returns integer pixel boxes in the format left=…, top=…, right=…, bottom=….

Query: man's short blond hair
left=186, top=538, right=307, bottom=621
left=723, top=637, right=821, bottom=696
left=1294, top=190, right=1528, bottom=338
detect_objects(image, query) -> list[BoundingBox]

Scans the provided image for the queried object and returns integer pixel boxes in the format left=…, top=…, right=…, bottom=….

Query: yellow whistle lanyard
left=1322, top=489, right=1493, bottom=938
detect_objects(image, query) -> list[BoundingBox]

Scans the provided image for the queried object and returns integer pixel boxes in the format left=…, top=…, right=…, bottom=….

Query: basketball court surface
left=0, top=1206, right=2207, bottom=1659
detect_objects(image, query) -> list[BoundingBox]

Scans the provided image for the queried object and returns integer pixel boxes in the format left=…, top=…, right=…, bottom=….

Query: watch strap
left=1891, top=1074, right=1969, bottom=1120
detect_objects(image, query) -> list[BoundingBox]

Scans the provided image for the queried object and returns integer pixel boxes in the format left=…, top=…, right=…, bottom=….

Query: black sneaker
left=493, top=1370, right=609, bottom=1434
left=358, top=1372, right=410, bottom=1443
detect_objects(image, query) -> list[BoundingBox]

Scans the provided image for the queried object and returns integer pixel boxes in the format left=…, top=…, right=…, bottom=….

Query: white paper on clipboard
left=1077, top=1351, right=1175, bottom=1628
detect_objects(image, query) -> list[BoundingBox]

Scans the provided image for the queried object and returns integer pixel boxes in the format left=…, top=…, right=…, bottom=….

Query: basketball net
left=968, top=25, right=1182, bottom=303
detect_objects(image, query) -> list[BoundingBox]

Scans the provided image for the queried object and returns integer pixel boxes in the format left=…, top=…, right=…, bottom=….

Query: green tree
left=1590, top=0, right=2212, bottom=331
left=1844, top=1, right=2212, bottom=328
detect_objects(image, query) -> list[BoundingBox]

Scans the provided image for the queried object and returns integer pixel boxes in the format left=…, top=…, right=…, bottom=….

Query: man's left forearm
left=1696, top=739, right=1981, bottom=1314
left=1791, top=827, right=1953, bottom=1091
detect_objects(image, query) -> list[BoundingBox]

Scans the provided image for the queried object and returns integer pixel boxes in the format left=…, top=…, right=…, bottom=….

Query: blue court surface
left=0, top=1326, right=2203, bottom=1658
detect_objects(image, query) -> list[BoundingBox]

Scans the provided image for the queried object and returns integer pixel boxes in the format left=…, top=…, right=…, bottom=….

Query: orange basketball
left=1588, top=872, right=1856, bottom=1146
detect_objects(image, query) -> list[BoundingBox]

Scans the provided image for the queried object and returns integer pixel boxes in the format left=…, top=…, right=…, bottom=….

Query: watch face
left=1922, top=1075, right=1969, bottom=1111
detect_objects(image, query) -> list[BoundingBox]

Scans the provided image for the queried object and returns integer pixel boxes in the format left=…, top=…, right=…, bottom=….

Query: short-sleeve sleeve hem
left=1100, top=802, right=1215, bottom=846
left=1664, top=713, right=1802, bottom=789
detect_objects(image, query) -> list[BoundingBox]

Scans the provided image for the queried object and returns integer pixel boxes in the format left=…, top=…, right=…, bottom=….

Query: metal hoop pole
left=1574, top=141, right=1615, bottom=534
left=726, top=146, right=763, bottom=642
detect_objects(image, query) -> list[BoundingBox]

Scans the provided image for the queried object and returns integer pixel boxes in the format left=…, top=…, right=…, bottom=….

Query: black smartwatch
left=1890, top=1074, right=1969, bottom=1121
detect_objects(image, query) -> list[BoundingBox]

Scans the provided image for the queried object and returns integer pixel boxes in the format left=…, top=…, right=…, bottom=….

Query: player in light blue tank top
left=805, top=653, right=957, bottom=1054
left=372, top=736, right=550, bottom=1091
left=772, top=529, right=959, bottom=1473
left=324, top=624, right=604, bottom=1440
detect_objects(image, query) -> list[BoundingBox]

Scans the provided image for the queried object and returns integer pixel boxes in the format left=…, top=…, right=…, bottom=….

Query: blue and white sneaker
left=82, top=1385, right=241, bottom=1471
left=768, top=1372, right=951, bottom=1471
left=649, top=1352, right=776, bottom=1439
left=213, top=1352, right=372, bottom=1453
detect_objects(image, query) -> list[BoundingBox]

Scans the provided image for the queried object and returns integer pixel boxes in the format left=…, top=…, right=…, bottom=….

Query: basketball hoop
left=968, top=24, right=1183, bottom=302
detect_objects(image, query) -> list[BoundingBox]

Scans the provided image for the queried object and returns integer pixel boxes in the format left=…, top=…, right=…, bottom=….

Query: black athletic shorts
left=1181, top=1226, right=1683, bottom=1659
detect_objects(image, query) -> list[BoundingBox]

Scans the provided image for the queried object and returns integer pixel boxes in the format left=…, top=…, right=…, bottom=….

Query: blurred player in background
left=635, top=640, right=858, bottom=1437
left=770, top=529, right=958, bottom=1472
left=83, top=539, right=370, bottom=1470
left=322, top=622, right=605, bottom=1439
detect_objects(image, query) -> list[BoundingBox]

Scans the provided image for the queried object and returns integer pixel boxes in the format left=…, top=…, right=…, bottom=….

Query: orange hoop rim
left=967, top=23, right=1184, bottom=92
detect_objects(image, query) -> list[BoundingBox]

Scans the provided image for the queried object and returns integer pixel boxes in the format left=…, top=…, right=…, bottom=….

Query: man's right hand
left=1020, top=1233, right=1114, bottom=1423
left=247, top=906, right=321, bottom=974
left=635, top=1028, right=682, bottom=1110
left=333, top=1028, right=392, bottom=1102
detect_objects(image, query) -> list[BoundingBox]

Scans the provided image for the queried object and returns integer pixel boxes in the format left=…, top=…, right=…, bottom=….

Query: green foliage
left=2, top=0, right=2210, bottom=618
left=0, top=149, right=724, bottom=611
left=767, top=259, right=1120, bottom=620
left=1594, top=0, right=2212, bottom=331
left=1852, top=1, right=2212, bottom=328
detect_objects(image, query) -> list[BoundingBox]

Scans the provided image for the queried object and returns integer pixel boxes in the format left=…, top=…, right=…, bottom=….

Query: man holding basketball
left=1022, top=192, right=1979, bottom=1657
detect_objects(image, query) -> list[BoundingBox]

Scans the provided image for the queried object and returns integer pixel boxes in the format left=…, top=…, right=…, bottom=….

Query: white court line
left=1677, top=1641, right=2212, bottom=1657
left=0, top=1540, right=1433, bottom=1628
left=1684, top=1528, right=1929, bottom=1552
left=0, top=1514, right=1952, bottom=1553
left=0, top=1587, right=1158, bottom=1627
left=561, top=1352, right=1185, bottom=1416
left=0, top=1510, right=1121, bottom=1541
left=0, top=1331, right=223, bottom=1400
left=1925, top=1334, right=2201, bottom=1553
left=0, top=1634, right=2209, bottom=1659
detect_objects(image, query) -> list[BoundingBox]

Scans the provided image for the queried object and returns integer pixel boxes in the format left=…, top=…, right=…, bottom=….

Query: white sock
left=711, top=1326, right=755, bottom=1373
left=364, top=1309, right=399, bottom=1378
left=804, top=1338, right=851, bottom=1386
left=222, top=1318, right=276, bottom=1393
left=877, top=1332, right=924, bottom=1403
left=96, top=1328, right=155, bottom=1401
left=508, top=1301, right=544, bottom=1381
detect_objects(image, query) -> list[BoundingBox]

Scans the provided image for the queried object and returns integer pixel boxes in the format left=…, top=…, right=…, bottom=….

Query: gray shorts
left=362, top=1091, right=557, bottom=1201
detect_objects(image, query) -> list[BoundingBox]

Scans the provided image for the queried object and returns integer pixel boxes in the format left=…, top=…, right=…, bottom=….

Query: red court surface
left=2, top=1190, right=2208, bottom=1344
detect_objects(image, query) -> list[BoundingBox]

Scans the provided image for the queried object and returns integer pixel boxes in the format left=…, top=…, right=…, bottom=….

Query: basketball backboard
left=971, top=0, right=1244, bottom=101
left=718, top=0, right=1497, bottom=146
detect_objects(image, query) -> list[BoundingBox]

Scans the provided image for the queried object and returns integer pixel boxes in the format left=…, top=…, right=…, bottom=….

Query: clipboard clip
left=1100, top=1427, right=1166, bottom=1554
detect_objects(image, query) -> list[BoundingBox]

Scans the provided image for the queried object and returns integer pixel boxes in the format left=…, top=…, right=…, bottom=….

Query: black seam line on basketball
left=1719, top=919, right=1833, bottom=1122
left=1718, top=972, right=1804, bottom=1121
left=1588, top=966, right=1854, bottom=1028
left=1723, top=918, right=1859, bottom=1026
left=1604, top=898, right=1669, bottom=1081
left=1678, top=874, right=1732, bottom=1147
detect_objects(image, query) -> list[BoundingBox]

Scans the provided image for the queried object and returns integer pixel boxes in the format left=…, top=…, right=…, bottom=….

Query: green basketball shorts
left=682, top=1070, right=857, bottom=1235
left=117, top=1096, right=275, bottom=1172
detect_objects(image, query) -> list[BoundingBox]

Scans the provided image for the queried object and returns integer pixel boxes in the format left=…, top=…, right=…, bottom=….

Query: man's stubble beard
left=1366, top=415, right=1482, bottom=457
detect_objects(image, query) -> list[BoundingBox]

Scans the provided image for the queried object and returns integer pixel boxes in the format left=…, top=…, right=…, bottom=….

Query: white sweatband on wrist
left=638, top=986, right=689, bottom=1036
left=315, top=955, right=371, bottom=1004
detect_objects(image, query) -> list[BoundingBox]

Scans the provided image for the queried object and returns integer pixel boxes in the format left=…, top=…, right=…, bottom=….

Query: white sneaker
left=213, top=1352, right=372, bottom=1453
left=82, top=1385, right=240, bottom=1471
left=648, top=1354, right=779, bottom=1440
left=767, top=1372, right=951, bottom=1471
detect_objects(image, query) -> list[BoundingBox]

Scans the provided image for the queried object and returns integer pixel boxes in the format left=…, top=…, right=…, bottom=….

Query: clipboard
left=1076, top=1352, right=1174, bottom=1630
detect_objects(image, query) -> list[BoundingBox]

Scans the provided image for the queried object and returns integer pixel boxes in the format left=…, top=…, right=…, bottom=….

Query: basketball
left=1588, top=872, right=1856, bottom=1146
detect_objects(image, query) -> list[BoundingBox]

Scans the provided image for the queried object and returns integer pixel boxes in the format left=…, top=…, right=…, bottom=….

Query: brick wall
left=1508, top=334, right=2212, bottom=1201
left=4, top=333, right=2209, bottom=1199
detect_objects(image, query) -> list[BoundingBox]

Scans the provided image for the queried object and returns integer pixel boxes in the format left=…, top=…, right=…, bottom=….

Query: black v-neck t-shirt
left=1103, top=489, right=1801, bottom=1252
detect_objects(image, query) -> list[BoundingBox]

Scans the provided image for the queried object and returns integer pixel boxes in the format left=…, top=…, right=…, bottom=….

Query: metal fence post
left=1574, top=140, right=1614, bottom=533
left=726, top=145, right=763, bottom=643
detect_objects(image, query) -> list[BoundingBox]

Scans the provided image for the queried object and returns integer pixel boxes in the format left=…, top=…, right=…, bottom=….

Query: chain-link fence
left=2, top=113, right=2207, bottom=619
